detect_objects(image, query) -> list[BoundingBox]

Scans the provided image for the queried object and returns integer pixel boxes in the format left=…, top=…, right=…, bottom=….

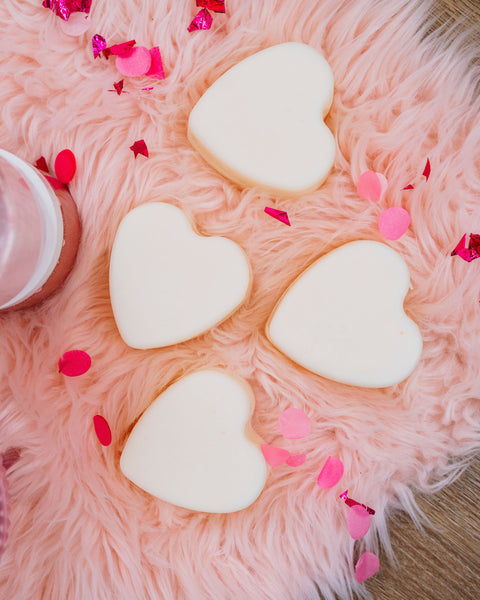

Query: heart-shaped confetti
left=317, top=456, right=344, bottom=489
left=116, top=46, right=152, bottom=77
left=278, top=407, right=310, bottom=439
left=58, top=350, right=91, bottom=376
left=54, top=149, right=76, bottom=184
left=93, top=415, right=112, bottom=446
left=347, top=505, right=371, bottom=539
left=285, top=453, right=306, bottom=467
left=355, top=551, right=380, bottom=583
left=357, top=171, right=388, bottom=203
left=261, top=445, right=290, bottom=467
left=378, top=207, right=410, bottom=240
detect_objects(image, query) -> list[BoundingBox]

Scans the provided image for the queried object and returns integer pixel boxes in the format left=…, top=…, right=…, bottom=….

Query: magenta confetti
left=355, top=552, right=380, bottom=583
left=451, top=233, right=480, bottom=263
left=261, top=444, right=290, bottom=467
left=264, top=207, right=291, bottom=226
left=188, top=8, right=213, bottom=32
left=286, top=453, right=306, bottom=467
left=402, top=184, right=414, bottom=190
left=35, top=156, right=49, bottom=173
left=317, top=456, right=344, bottom=489
left=43, top=0, right=91, bottom=21
left=423, top=158, right=431, bottom=181
left=93, top=415, right=112, bottom=446
left=196, top=0, right=225, bottom=13
left=113, top=80, right=124, bottom=95
left=339, top=490, right=375, bottom=515
left=58, top=350, right=91, bottom=376
left=54, top=149, right=76, bottom=184
left=145, top=47, right=165, bottom=80
left=130, top=139, right=149, bottom=159
left=278, top=407, right=310, bottom=439
left=92, top=34, right=107, bottom=58
left=107, top=40, right=136, bottom=58
left=141, top=87, right=154, bottom=91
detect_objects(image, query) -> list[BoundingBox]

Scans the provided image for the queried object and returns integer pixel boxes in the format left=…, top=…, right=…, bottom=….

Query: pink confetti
left=107, top=40, right=136, bottom=58
left=402, top=184, right=414, bottom=190
left=423, top=158, right=431, bottom=181
left=261, top=444, right=290, bottom=467
left=130, top=139, right=149, bottom=159
left=264, top=207, right=291, bottom=226
left=141, top=87, right=154, bottom=91
left=355, top=552, right=380, bottom=583
left=93, top=415, right=112, bottom=446
left=356, top=171, right=388, bottom=203
left=35, top=156, right=49, bottom=173
left=278, top=407, right=310, bottom=439
left=451, top=233, right=480, bottom=263
left=44, top=174, right=66, bottom=190
left=347, top=505, right=371, bottom=539
left=317, top=456, right=344, bottom=489
left=378, top=207, right=410, bottom=240
left=43, top=0, right=91, bottom=21
left=92, top=34, right=107, bottom=59
left=145, top=47, right=165, bottom=80
left=196, top=0, right=225, bottom=13
left=116, top=46, right=152, bottom=77
left=54, top=149, right=76, bottom=184
left=286, top=453, right=306, bottom=467
left=59, top=11, right=90, bottom=36
left=112, top=80, right=125, bottom=95
left=339, top=490, right=375, bottom=515
left=188, top=8, right=213, bottom=32
left=58, top=350, right=91, bottom=377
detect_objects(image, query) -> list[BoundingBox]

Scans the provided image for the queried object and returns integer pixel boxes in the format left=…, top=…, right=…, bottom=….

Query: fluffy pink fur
left=1, top=0, right=480, bottom=598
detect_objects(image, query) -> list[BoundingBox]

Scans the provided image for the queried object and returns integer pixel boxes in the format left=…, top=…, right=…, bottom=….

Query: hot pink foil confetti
left=113, top=80, right=125, bottom=95
left=93, top=415, right=112, bottom=446
left=116, top=46, right=151, bottom=77
left=402, top=184, right=414, bottom=190
left=317, top=456, right=344, bottom=489
left=54, top=149, right=76, bottom=184
left=43, top=0, right=91, bottom=21
left=423, top=158, right=431, bottom=181
left=130, top=140, right=149, bottom=159
left=35, top=156, right=49, bottom=173
left=188, top=8, right=213, bottom=32
left=108, top=40, right=136, bottom=58
left=378, top=207, right=410, bottom=240
left=286, top=453, right=306, bottom=467
left=451, top=234, right=480, bottom=262
left=92, top=34, right=107, bottom=58
left=261, top=444, right=290, bottom=467
left=196, top=0, right=226, bottom=13
left=146, top=47, right=165, bottom=80
left=357, top=171, right=388, bottom=203
left=278, top=407, right=310, bottom=439
left=58, top=350, right=91, bottom=376
left=339, top=490, right=375, bottom=515
left=264, top=207, right=291, bottom=226
left=355, top=552, right=380, bottom=583
left=347, top=505, right=371, bottom=539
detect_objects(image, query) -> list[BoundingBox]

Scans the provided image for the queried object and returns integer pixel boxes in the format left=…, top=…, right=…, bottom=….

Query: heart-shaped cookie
left=188, top=42, right=335, bottom=196
left=109, top=202, right=251, bottom=349
left=266, top=241, right=422, bottom=388
left=120, top=369, right=267, bottom=513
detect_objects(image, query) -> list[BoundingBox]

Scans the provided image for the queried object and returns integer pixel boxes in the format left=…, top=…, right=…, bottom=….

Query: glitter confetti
left=43, top=0, right=92, bottom=21
left=196, top=0, right=226, bottom=13
left=92, top=34, right=107, bottom=58
left=339, top=490, right=375, bottom=515
left=130, top=140, right=149, bottom=158
left=347, top=505, right=371, bottom=539
left=317, top=456, right=344, bottom=489
left=116, top=46, right=152, bottom=77
left=423, top=157, right=431, bottom=181
left=54, top=149, right=76, bottom=184
left=451, top=233, right=480, bottom=262
left=58, top=350, right=91, bottom=377
left=278, top=407, right=310, bottom=439
left=357, top=171, right=388, bottom=203
left=355, top=552, right=380, bottom=583
left=261, top=444, right=290, bottom=467
left=93, top=415, right=112, bottom=446
left=286, top=453, right=306, bottom=467
left=378, top=206, right=410, bottom=240
left=188, top=8, right=213, bottom=32
left=264, top=207, right=291, bottom=226
left=145, top=47, right=165, bottom=80
left=35, top=156, right=49, bottom=173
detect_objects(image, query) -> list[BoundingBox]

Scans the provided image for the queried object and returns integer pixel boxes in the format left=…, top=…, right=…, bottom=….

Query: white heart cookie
left=109, top=202, right=251, bottom=349
left=266, top=241, right=422, bottom=388
left=188, top=42, right=335, bottom=196
left=120, top=369, right=267, bottom=513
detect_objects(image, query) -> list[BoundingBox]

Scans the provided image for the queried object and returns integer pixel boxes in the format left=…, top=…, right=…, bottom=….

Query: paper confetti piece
left=264, top=207, right=291, bottom=226
left=145, top=47, right=165, bottom=80
left=196, top=0, right=226, bottom=13
left=347, top=505, right=371, bottom=539
left=355, top=552, right=380, bottom=583
left=116, top=46, right=151, bottom=77
left=92, top=34, right=107, bottom=58
left=59, top=11, right=90, bottom=36
left=112, top=80, right=125, bottom=95
left=286, top=453, right=306, bottom=467
left=93, top=415, right=112, bottom=446
left=130, top=140, right=149, bottom=159
left=339, top=490, right=375, bottom=515
left=54, top=149, right=76, bottom=184
left=188, top=8, right=213, bottom=32
left=402, top=184, right=414, bottom=190
left=261, top=444, right=290, bottom=467
left=43, top=0, right=91, bottom=21
left=107, top=40, right=136, bottom=57
left=451, top=233, right=480, bottom=263
left=44, top=174, right=66, bottom=190
left=378, top=207, right=410, bottom=240
left=58, top=350, right=91, bottom=377
left=317, top=456, right=344, bottom=489
left=278, top=407, right=310, bottom=439
left=35, top=156, right=49, bottom=173
left=357, top=171, right=388, bottom=203
left=423, top=158, right=431, bottom=181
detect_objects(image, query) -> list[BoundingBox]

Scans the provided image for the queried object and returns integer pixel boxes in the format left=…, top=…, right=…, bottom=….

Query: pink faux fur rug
left=1, top=0, right=480, bottom=598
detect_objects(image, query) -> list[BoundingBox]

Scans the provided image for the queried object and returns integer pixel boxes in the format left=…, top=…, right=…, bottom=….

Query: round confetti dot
left=278, top=407, right=310, bottom=439
left=58, top=350, right=91, bottom=377
left=378, top=207, right=410, bottom=240
left=261, top=444, right=290, bottom=467
left=347, top=505, right=371, bottom=539
left=54, top=149, right=76, bottom=184
left=317, top=456, right=344, bottom=489
left=286, top=453, right=306, bottom=467
left=357, top=171, right=388, bottom=203
left=59, top=12, right=91, bottom=37
left=355, top=552, right=380, bottom=583
left=116, top=46, right=152, bottom=77
left=93, top=415, right=112, bottom=446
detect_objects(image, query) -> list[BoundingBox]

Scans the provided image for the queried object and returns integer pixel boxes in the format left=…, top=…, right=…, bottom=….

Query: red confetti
left=113, top=80, right=124, bottom=95
left=107, top=40, right=136, bottom=58
left=451, top=233, right=480, bottom=263
left=44, top=174, right=66, bottom=190
left=261, top=444, right=290, bottom=467
left=264, top=207, right=291, bottom=226
left=54, top=149, right=76, bottom=184
left=196, top=0, right=225, bottom=13
left=43, top=0, right=91, bottom=21
left=188, top=8, right=213, bottom=32
left=93, top=415, right=112, bottom=446
left=35, top=156, right=49, bottom=173
left=145, top=47, right=165, bottom=80
left=402, top=184, right=414, bottom=190
left=58, top=350, right=91, bottom=376
left=130, top=139, right=149, bottom=159
left=92, top=34, right=107, bottom=58
left=423, top=158, right=431, bottom=181
left=339, top=490, right=375, bottom=515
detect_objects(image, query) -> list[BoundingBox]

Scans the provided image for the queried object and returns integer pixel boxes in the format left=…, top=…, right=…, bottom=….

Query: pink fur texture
left=1, top=0, right=480, bottom=598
